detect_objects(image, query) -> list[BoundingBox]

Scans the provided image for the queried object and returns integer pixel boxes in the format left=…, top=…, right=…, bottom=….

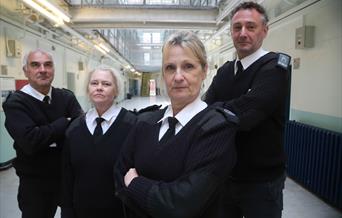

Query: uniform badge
left=277, top=53, right=291, bottom=69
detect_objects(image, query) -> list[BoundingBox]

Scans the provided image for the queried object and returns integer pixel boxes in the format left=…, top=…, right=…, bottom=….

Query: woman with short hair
left=62, top=67, right=136, bottom=218
left=115, top=31, right=238, bottom=218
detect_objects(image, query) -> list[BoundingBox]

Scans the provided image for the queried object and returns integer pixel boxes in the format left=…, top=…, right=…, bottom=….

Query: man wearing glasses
left=3, top=49, right=82, bottom=218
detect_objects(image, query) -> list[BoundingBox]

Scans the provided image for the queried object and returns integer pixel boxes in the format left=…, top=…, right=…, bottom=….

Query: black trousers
left=18, top=177, right=60, bottom=218
left=219, top=174, right=286, bottom=218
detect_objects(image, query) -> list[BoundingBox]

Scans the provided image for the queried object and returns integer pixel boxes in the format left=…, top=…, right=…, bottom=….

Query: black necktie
left=43, top=96, right=50, bottom=104
left=236, top=60, right=243, bottom=76
left=160, top=117, right=178, bottom=144
left=94, top=117, right=105, bottom=138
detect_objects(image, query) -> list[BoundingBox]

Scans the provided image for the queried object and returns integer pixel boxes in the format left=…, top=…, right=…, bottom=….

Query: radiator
left=284, top=120, right=342, bottom=209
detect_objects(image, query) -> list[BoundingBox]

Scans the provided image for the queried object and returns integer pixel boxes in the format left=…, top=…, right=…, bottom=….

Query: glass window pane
left=143, top=33, right=151, bottom=43
left=152, top=33, right=160, bottom=43
left=144, top=52, right=150, bottom=64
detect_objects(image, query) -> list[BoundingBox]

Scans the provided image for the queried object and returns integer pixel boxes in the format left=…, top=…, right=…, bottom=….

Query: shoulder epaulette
left=66, top=116, right=84, bottom=136
left=62, top=88, right=74, bottom=94
left=199, top=107, right=239, bottom=132
left=4, top=91, right=14, bottom=102
left=214, top=107, right=240, bottom=124
left=122, top=109, right=137, bottom=125
left=137, top=108, right=164, bottom=124
left=3, top=90, right=24, bottom=103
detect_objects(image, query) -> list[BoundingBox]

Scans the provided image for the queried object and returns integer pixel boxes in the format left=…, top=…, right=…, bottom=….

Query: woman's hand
left=124, top=168, right=139, bottom=187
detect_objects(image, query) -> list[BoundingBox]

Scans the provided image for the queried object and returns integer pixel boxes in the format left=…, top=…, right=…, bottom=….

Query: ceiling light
left=98, top=43, right=110, bottom=53
left=23, top=0, right=64, bottom=25
left=35, top=0, right=70, bottom=22
left=94, top=45, right=107, bottom=55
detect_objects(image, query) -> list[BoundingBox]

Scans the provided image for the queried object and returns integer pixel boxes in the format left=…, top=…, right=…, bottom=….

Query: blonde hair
left=86, top=66, right=122, bottom=99
left=162, top=31, right=208, bottom=70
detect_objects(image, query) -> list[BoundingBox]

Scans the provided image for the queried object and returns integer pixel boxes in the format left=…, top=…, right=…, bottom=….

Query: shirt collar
left=21, top=84, right=52, bottom=101
left=158, top=97, right=207, bottom=127
left=238, top=47, right=269, bottom=70
left=86, top=104, right=121, bottom=124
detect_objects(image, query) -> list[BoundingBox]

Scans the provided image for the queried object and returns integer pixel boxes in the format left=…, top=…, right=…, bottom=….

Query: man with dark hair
left=205, top=2, right=291, bottom=218
left=3, top=49, right=82, bottom=218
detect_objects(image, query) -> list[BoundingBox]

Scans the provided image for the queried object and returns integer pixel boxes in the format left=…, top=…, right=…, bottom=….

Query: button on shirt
left=158, top=98, right=207, bottom=141
left=86, top=104, right=122, bottom=135
left=21, top=84, right=56, bottom=147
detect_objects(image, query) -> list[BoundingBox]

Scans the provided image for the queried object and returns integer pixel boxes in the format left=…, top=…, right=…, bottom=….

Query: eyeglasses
left=28, top=61, right=54, bottom=69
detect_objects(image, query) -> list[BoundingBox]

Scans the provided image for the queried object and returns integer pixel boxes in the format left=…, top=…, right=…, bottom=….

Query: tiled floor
left=0, top=96, right=341, bottom=218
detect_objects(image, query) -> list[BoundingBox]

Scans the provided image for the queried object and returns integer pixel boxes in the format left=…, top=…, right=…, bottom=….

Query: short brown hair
left=230, top=1, right=269, bottom=25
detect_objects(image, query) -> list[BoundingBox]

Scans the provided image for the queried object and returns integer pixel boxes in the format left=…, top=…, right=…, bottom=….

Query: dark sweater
left=62, top=108, right=136, bottom=218
left=205, top=52, right=290, bottom=182
left=115, top=106, right=237, bottom=218
left=2, top=88, right=82, bottom=179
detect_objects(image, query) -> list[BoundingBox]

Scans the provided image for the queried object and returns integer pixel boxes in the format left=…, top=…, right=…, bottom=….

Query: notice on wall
left=0, top=77, right=15, bottom=111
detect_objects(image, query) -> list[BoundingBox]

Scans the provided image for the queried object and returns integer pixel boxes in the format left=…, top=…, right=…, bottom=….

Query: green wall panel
left=290, top=109, right=342, bottom=133
left=0, top=112, right=15, bottom=167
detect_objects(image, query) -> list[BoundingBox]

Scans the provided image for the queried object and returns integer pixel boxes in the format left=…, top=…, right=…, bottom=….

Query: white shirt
left=86, top=104, right=122, bottom=135
left=158, top=98, right=207, bottom=140
left=21, top=84, right=52, bottom=102
left=21, top=84, right=55, bottom=147
left=235, top=48, right=269, bottom=74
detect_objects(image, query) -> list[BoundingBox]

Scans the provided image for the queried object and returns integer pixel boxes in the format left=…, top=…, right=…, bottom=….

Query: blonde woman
left=115, top=31, right=238, bottom=218
left=62, top=67, right=136, bottom=218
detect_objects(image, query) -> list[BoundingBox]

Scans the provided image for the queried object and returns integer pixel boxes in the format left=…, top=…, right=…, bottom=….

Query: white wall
left=264, top=0, right=342, bottom=118
left=0, top=18, right=128, bottom=111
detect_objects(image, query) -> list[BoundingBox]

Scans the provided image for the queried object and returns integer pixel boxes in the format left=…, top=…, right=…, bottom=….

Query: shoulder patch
left=277, top=53, right=291, bottom=70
